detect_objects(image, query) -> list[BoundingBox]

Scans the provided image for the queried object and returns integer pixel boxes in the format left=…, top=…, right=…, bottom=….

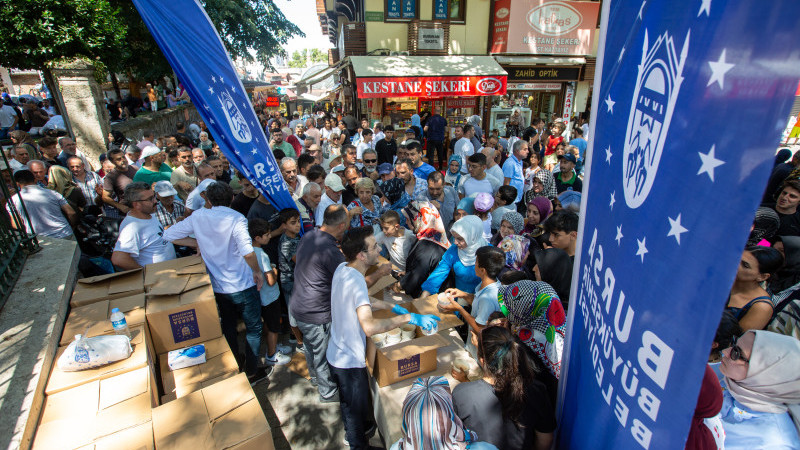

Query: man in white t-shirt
left=454, top=125, right=475, bottom=175
left=356, top=129, right=373, bottom=170
left=326, top=226, right=439, bottom=448
left=7, top=169, right=76, bottom=239
left=111, top=182, right=177, bottom=269
left=458, top=153, right=501, bottom=199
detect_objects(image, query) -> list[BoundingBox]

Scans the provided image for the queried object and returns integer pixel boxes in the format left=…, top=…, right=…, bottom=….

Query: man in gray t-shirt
left=7, top=169, right=76, bottom=239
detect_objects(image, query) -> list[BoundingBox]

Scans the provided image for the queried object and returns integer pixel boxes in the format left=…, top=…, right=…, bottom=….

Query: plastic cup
left=437, top=292, right=452, bottom=307
left=421, top=322, right=439, bottom=336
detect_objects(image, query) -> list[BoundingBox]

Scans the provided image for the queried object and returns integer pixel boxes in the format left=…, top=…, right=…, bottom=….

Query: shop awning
left=295, top=65, right=339, bottom=88
left=349, top=55, right=508, bottom=99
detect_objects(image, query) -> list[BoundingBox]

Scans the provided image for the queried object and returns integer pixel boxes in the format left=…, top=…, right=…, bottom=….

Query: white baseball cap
left=153, top=180, right=177, bottom=197
left=324, top=173, right=345, bottom=192
left=140, top=145, right=161, bottom=159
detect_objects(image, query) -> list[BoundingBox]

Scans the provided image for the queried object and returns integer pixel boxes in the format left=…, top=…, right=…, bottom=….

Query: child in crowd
left=473, top=192, right=494, bottom=242
left=544, top=122, right=566, bottom=171
left=248, top=218, right=292, bottom=366
left=375, top=210, right=416, bottom=272
left=491, top=185, right=518, bottom=231
left=438, top=246, right=504, bottom=359
left=278, top=208, right=304, bottom=351
left=543, top=210, right=579, bottom=259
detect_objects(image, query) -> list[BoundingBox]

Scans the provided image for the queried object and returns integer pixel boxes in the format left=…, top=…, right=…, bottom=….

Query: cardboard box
left=93, top=421, right=154, bottom=450
left=368, top=275, right=398, bottom=297
left=47, top=324, right=152, bottom=395
left=159, top=337, right=239, bottom=400
left=144, top=255, right=205, bottom=287
left=146, top=283, right=222, bottom=354
left=152, top=373, right=274, bottom=450
left=71, top=269, right=145, bottom=307
left=365, top=296, right=463, bottom=387
left=61, top=293, right=146, bottom=346
left=33, top=367, right=154, bottom=450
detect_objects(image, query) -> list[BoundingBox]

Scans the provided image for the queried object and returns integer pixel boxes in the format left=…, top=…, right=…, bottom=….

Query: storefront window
left=431, top=0, right=465, bottom=22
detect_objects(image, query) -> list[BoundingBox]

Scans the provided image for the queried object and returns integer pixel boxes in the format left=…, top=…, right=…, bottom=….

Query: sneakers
left=320, top=391, right=340, bottom=403
left=263, top=351, right=291, bottom=366
left=247, top=367, right=271, bottom=386
left=276, top=343, right=293, bottom=355
left=295, top=343, right=305, bottom=354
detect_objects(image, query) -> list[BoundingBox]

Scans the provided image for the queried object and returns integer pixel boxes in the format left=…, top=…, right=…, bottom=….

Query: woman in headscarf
left=747, top=206, right=780, bottom=246
left=445, top=154, right=464, bottom=190
left=718, top=330, right=800, bottom=449
left=390, top=376, right=483, bottom=450
left=524, top=158, right=557, bottom=202
left=453, top=326, right=556, bottom=450
left=382, top=177, right=412, bottom=228
left=410, top=114, right=423, bottom=141
left=48, top=164, right=86, bottom=212
left=454, top=197, right=475, bottom=224
left=530, top=248, right=573, bottom=310
left=726, top=246, right=783, bottom=330
left=468, top=115, right=483, bottom=143
left=523, top=197, right=552, bottom=235
left=9, top=130, right=39, bottom=160
left=506, top=107, right=522, bottom=138
left=399, top=201, right=451, bottom=298
left=420, top=216, right=487, bottom=298
left=685, top=365, right=724, bottom=450
left=490, top=212, right=531, bottom=277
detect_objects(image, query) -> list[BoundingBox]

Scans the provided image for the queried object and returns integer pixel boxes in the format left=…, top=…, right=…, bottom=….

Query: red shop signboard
left=265, top=96, right=280, bottom=107
left=356, top=75, right=507, bottom=99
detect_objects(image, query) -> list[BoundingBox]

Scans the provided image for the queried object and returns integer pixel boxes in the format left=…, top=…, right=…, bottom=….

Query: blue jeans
left=216, top=286, right=262, bottom=375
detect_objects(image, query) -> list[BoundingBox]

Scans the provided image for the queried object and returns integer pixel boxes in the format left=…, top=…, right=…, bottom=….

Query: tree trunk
left=110, top=72, right=121, bottom=99
left=41, top=66, right=74, bottom=139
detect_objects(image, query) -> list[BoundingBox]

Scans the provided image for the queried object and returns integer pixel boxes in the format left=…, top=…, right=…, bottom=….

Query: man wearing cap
left=133, top=145, right=172, bottom=185
left=375, top=125, right=396, bottom=165
left=306, top=144, right=323, bottom=166
left=185, top=163, right=218, bottom=215
left=377, top=163, right=394, bottom=185
left=554, top=153, right=582, bottom=194
left=111, top=182, right=178, bottom=270
left=296, top=182, right=322, bottom=232
left=503, top=139, right=528, bottom=204
left=152, top=180, right=186, bottom=228
left=316, top=173, right=345, bottom=227
left=401, top=128, right=416, bottom=147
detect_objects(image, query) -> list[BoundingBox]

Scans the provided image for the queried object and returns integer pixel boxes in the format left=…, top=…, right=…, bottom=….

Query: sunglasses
left=363, top=159, right=377, bottom=163
left=728, top=335, right=750, bottom=363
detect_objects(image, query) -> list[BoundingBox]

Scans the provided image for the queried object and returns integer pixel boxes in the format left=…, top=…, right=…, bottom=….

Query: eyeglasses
left=135, top=195, right=157, bottom=203
left=363, top=159, right=377, bottom=163
left=729, top=335, right=750, bottom=363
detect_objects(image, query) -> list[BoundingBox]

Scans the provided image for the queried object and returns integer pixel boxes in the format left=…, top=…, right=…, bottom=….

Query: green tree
left=288, top=49, right=307, bottom=68
left=309, top=48, right=328, bottom=64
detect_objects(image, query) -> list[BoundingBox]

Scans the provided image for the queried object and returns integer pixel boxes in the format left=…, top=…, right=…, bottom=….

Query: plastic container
left=421, top=322, right=439, bottom=336
left=401, top=324, right=416, bottom=340
left=437, top=292, right=452, bottom=307
left=109, top=307, right=131, bottom=339
left=385, top=328, right=402, bottom=345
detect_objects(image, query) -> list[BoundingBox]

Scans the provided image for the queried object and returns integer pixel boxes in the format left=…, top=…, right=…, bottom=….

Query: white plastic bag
left=57, top=334, right=132, bottom=372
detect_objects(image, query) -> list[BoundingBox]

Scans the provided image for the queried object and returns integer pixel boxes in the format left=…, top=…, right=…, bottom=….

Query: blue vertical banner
left=131, top=0, right=296, bottom=213
left=402, top=0, right=417, bottom=19
left=433, top=0, right=448, bottom=20
left=387, top=0, right=402, bottom=19
left=557, top=1, right=800, bottom=449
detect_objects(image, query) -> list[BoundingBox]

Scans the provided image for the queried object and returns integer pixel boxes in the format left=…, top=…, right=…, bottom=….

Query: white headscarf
left=450, top=215, right=488, bottom=266
left=725, top=330, right=800, bottom=414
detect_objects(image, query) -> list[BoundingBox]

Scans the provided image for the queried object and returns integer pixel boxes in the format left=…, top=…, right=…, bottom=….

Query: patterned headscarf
left=499, top=281, right=567, bottom=378
left=409, top=201, right=451, bottom=250
left=498, top=235, right=530, bottom=270
left=398, top=376, right=476, bottom=450
left=748, top=207, right=780, bottom=245
left=524, top=169, right=557, bottom=202
left=501, top=211, right=524, bottom=234
left=380, top=177, right=406, bottom=205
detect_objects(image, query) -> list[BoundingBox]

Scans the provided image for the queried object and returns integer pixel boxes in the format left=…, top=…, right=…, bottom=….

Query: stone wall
left=111, top=104, right=201, bottom=146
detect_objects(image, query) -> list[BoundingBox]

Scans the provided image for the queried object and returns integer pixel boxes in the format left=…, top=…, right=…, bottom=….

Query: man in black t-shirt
left=375, top=125, right=397, bottom=165
left=774, top=179, right=800, bottom=237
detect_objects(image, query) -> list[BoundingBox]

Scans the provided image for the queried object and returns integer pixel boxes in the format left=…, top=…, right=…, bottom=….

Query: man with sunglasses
left=111, top=182, right=178, bottom=270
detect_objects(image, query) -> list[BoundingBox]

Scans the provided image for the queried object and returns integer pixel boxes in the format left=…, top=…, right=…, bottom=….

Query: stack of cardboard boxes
left=32, top=256, right=274, bottom=450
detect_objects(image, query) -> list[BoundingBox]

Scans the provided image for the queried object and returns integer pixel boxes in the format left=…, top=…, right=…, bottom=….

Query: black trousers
left=329, top=364, right=373, bottom=449
left=426, top=140, right=445, bottom=168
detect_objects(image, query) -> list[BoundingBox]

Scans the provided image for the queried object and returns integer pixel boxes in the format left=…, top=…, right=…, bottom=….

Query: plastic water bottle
left=110, top=308, right=131, bottom=339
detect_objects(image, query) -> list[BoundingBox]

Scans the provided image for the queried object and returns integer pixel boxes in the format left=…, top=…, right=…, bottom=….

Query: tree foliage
left=288, top=48, right=328, bottom=68
left=0, top=0, right=304, bottom=82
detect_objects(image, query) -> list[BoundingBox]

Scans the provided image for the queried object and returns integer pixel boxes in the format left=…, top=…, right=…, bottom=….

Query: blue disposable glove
left=409, top=313, right=441, bottom=331
left=392, top=305, right=410, bottom=315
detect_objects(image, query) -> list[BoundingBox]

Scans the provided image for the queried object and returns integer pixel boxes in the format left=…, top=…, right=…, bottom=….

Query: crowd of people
left=2, top=104, right=800, bottom=450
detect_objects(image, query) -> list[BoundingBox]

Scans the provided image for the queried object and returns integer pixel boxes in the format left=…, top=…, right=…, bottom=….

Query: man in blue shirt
left=569, top=127, right=588, bottom=162
left=424, top=112, right=447, bottom=170
left=406, top=140, right=436, bottom=181
left=502, top=139, right=528, bottom=204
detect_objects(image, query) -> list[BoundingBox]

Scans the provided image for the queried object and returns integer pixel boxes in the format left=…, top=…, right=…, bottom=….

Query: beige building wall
left=363, top=0, right=490, bottom=55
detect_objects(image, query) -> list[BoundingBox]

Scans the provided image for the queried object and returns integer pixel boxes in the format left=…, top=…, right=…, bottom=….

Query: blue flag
left=557, top=1, right=800, bottom=449
left=131, top=0, right=296, bottom=214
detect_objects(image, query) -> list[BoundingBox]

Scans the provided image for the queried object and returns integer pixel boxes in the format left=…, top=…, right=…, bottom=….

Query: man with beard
left=133, top=146, right=172, bottom=185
